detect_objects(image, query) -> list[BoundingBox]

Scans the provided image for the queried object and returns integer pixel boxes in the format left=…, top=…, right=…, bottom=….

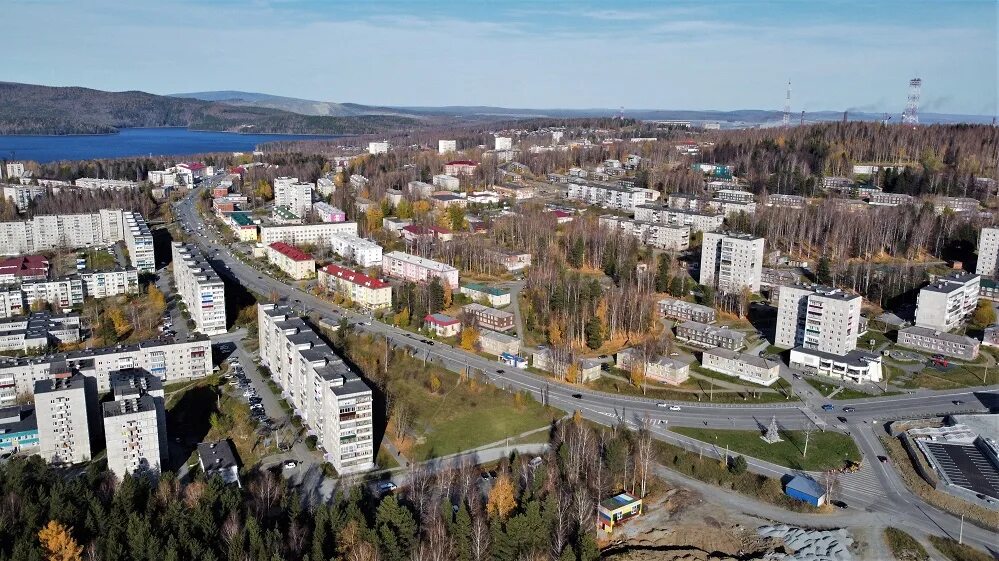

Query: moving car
left=668, top=405, right=682, bottom=411
left=821, top=404, right=834, bottom=411
left=842, top=407, right=856, bottom=413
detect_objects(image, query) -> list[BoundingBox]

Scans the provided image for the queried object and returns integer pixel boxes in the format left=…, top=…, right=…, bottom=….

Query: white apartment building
left=701, top=348, right=780, bottom=386
left=313, top=202, right=346, bottom=223
left=258, top=304, right=374, bottom=473
left=0, top=336, right=212, bottom=407
left=775, top=284, right=861, bottom=355
left=275, top=180, right=314, bottom=218
left=976, top=227, right=999, bottom=278
left=171, top=243, right=227, bottom=336
left=432, top=175, right=460, bottom=191
left=266, top=242, right=316, bottom=280
left=75, top=178, right=139, bottom=190
left=103, top=371, right=166, bottom=479
left=700, top=232, right=765, bottom=293
left=495, top=136, right=513, bottom=151
left=79, top=268, right=140, bottom=298
left=439, top=140, right=457, bottom=154
left=317, top=177, right=336, bottom=197
left=4, top=162, right=25, bottom=179
left=599, top=215, right=690, bottom=251
left=2, top=184, right=45, bottom=210
left=329, top=234, right=383, bottom=268
left=319, top=264, right=392, bottom=310
left=34, top=373, right=94, bottom=464
left=634, top=204, right=725, bottom=233
left=124, top=212, right=155, bottom=273
left=258, top=221, right=358, bottom=247
left=368, top=141, right=389, bottom=155
left=0, top=289, right=25, bottom=319
left=147, top=167, right=194, bottom=187
left=914, top=271, right=980, bottom=332
left=382, top=251, right=459, bottom=288
left=0, top=312, right=81, bottom=352
left=566, top=181, right=660, bottom=211
left=21, top=278, right=85, bottom=310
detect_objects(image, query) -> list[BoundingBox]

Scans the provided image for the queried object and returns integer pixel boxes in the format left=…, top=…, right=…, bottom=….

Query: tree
left=585, top=316, right=604, bottom=350
left=255, top=179, right=272, bottom=200
left=375, top=495, right=418, bottom=561
left=428, top=277, right=446, bottom=314
left=460, top=326, right=479, bottom=350
left=729, top=455, right=748, bottom=475
left=448, top=206, right=467, bottom=231
left=655, top=255, right=671, bottom=292
left=700, top=285, right=715, bottom=307
left=568, top=238, right=585, bottom=268
left=38, top=520, right=83, bottom=561
left=816, top=255, right=833, bottom=285
left=565, top=362, right=580, bottom=384
left=365, top=206, right=384, bottom=233
left=147, top=284, right=167, bottom=314
left=486, top=473, right=517, bottom=519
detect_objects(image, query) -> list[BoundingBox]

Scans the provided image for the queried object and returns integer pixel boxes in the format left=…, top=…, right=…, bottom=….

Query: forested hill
left=0, top=82, right=423, bottom=135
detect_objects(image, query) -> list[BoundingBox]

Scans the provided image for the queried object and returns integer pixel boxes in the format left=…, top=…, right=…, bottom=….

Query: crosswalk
left=836, top=460, right=887, bottom=506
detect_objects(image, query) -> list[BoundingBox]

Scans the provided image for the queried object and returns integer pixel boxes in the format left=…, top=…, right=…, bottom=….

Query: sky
left=4, top=0, right=997, bottom=115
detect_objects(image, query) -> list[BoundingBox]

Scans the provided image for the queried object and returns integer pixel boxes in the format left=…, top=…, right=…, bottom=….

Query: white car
left=656, top=402, right=668, bottom=408
left=668, top=405, right=682, bottom=411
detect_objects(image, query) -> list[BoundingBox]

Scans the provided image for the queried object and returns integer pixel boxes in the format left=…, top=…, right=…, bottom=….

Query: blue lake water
left=0, top=127, right=340, bottom=163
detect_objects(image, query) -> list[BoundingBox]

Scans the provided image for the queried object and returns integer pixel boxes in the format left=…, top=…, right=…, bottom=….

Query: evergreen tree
left=655, top=255, right=671, bottom=293
left=375, top=495, right=417, bottom=561
left=428, top=277, right=446, bottom=314
left=585, top=316, right=604, bottom=350
left=453, top=503, right=473, bottom=561
left=568, top=238, right=585, bottom=268
left=816, top=255, right=833, bottom=285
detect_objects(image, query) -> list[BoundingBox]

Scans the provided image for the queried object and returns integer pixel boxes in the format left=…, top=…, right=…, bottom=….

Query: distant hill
left=170, top=90, right=429, bottom=118
left=0, top=82, right=423, bottom=135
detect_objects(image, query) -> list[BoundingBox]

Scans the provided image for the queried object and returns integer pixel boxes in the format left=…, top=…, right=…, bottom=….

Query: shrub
left=884, top=528, right=928, bottom=561
left=305, top=435, right=318, bottom=451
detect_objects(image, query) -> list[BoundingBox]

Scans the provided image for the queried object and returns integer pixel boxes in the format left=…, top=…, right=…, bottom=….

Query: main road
left=172, top=187, right=998, bottom=553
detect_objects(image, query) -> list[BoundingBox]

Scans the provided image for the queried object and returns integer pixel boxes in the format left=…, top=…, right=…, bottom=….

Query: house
left=785, top=475, right=826, bottom=507
left=462, top=303, right=515, bottom=332
left=549, top=210, right=574, bottom=224
left=488, top=250, right=532, bottom=272
left=478, top=329, right=521, bottom=356
left=198, top=439, right=241, bottom=487
left=424, top=313, right=460, bottom=338
left=598, top=492, right=642, bottom=532
left=615, top=348, right=690, bottom=385
left=460, top=283, right=511, bottom=307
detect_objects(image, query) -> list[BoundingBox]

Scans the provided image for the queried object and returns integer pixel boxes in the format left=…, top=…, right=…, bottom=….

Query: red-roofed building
left=0, top=255, right=50, bottom=284
left=402, top=224, right=453, bottom=244
left=178, top=162, right=210, bottom=179
left=424, top=313, right=461, bottom=338
left=549, top=210, right=574, bottom=224
left=266, top=242, right=315, bottom=280
left=444, top=160, right=479, bottom=177
left=318, top=264, right=392, bottom=310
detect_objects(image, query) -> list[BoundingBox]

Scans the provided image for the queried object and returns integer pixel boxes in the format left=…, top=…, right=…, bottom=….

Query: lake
left=0, top=127, right=340, bottom=163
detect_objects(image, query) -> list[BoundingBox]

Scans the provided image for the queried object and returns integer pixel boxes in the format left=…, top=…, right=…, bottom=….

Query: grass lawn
left=671, top=427, right=860, bottom=471
left=898, top=365, right=992, bottom=390
left=804, top=377, right=879, bottom=400
left=587, top=372, right=797, bottom=404
left=928, top=536, right=993, bottom=561
left=884, top=528, right=928, bottom=561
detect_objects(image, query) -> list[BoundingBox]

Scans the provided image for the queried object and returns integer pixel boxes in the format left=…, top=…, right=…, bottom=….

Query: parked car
left=878, top=455, right=889, bottom=463
left=377, top=481, right=398, bottom=495
left=282, top=460, right=298, bottom=469
left=821, top=404, right=834, bottom=411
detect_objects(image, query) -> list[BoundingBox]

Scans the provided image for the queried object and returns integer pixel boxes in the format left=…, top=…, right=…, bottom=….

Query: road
left=173, top=187, right=998, bottom=553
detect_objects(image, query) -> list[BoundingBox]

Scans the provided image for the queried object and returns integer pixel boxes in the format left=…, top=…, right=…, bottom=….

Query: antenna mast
left=902, top=78, right=921, bottom=125
left=782, top=81, right=791, bottom=127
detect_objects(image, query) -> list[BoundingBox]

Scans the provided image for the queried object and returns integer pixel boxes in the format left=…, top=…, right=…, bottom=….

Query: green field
left=587, top=374, right=797, bottom=404
left=804, top=377, right=879, bottom=400
left=671, top=427, right=860, bottom=471
left=898, top=365, right=992, bottom=390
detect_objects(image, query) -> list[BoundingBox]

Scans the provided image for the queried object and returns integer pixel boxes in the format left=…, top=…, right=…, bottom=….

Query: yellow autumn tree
left=460, top=326, right=479, bottom=350
left=429, top=374, right=442, bottom=394
left=547, top=321, right=563, bottom=346
left=255, top=179, right=273, bottom=200
left=38, top=520, right=83, bottom=561
left=412, top=200, right=431, bottom=215
left=108, top=307, right=130, bottom=336
left=365, top=207, right=384, bottom=233
left=487, top=473, right=517, bottom=519
left=565, top=362, right=580, bottom=384
left=147, top=284, right=167, bottom=315
left=443, top=284, right=453, bottom=308
left=629, top=362, right=646, bottom=389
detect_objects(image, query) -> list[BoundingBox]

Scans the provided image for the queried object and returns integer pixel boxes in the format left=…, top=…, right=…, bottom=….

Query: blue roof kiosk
left=785, top=475, right=826, bottom=506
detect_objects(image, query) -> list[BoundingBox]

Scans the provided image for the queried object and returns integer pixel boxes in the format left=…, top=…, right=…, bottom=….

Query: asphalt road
left=173, top=187, right=999, bottom=553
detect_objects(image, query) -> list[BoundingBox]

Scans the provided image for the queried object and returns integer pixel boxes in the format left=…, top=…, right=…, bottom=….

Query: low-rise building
left=658, top=299, right=716, bottom=323
left=934, top=196, right=979, bottom=214
left=477, top=329, right=521, bottom=357
left=0, top=312, right=81, bottom=352
left=258, top=221, right=358, bottom=247
left=462, top=303, right=515, bottom=332
left=368, top=141, right=389, bottom=155
left=701, top=347, right=780, bottom=386
left=599, top=216, right=690, bottom=251
left=675, top=321, right=745, bottom=350
left=382, top=251, right=459, bottom=288
left=488, top=250, right=532, bottom=272
left=766, top=194, right=806, bottom=208
left=0, top=405, right=38, bottom=452
left=598, top=491, right=643, bottom=533
left=0, top=255, right=49, bottom=284
left=198, top=439, right=241, bottom=487
left=444, top=160, right=479, bottom=176
left=633, top=204, right=725, bottom=233
left=431, top=193, right=467, bottom=209
left=221, top=212, right=260, bottom=242
left=914, top=271, right=980, bottom=332
left=438, top=139, right=457, bottom=154
left=760, top=268, right=800, bottom=289
left=897, top=326, right=980, bottom=361
left=424, top=313, right=460, bottom=338
left=271, top=205, right=302, bottom=224
left=318, top=264, right=392, bottom=310
left=313, top=202, right=347, bottom=223
left=266, top=242, right=316, bottom=280
left=788, top=347, right=883, bottom=384
left=460, top=283, right=511, bottom=307
left=566, top=181, right=660, bottom=211
left=615, top=348, right=690, bottom=385
left=869, top=192, right=914, bottom=207
left=432, top=174, right=461, bottom=191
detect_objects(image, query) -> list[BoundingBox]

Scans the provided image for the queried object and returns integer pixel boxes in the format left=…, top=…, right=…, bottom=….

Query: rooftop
left=425, top=313, right=460, bottom=326
left=703, top=347, right=777, bottom=369
left=322, top=264, right=389, bottom=289
left=461, top=282, right=510, bottom=297
left=268, top=242, right=313, bottom=262
left=197, top=439, right=240, bottom=470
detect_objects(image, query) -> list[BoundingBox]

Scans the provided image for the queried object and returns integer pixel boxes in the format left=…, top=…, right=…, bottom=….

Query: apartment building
left=313, top=202, right=346, bottom=223
left=775, top=284, right=861, bottom=355
left=317, top=177, right=336, bottom=198
left=318, top=264, right=392, bottom=310
left=382, top=251, right=459, bottom=288
left=75, top=178, right=139, bottom=190
left=766, top=194, right=806, bottom=209
left=566, top=181, right=660, bottom=211
left=714, top=189, right=755, bottom=204
left=667, top=193, right=702, bottom=211
left=599, top=216, right=690, bottom=251
left=633, top=204, right=724, bottom=233
left=267, top=242, right=316, bottom=280
left=103, top=370, right=166, bottom=479
left=80, top=267, right=139, bottom=299
left=700, top=232, right=765, bottom=293
left=495, top=136, right=513, bottom=151
left=258, top=221, right=358, bottom=247
left=432, top=174, right=461, bottom=191
left=462, top=303, right=515, bottom=332
left=0, top=255, right=49, bottom=284
left=460, top=283, right=511, bottom=307
left=21, top=277, right=84, bottom=310
left=444, top=160, right=479, bottom=176
left=123, top=212, right=155, bottom=273
left=658, top=298, right=716, bottom=324
left=976, top=227, right=999, bottom=278
left=329, top=234, right=383, bottom=268
left=701, top=348, right=780, bottom=386
left=675, top=321, right=745, bottom=350
left=615, top=348, right=690, bottom=386
left=934, top=196, right=979, bottom=214
left=438, top=140, right=457, bottom=154
left=368, top=141, right=389, bottom=155
left=0, top=312, right=81, bottom=352
left=869, top=192, right=914, bottom=207
left=789, top=347, right=883, bottom=384
left=0, top=289, right=25, bottom=319
left=4, top=162, right=25, bottom=179
left=914, top=271, right=980, bottom=332
left=257, top=304, right=374, bottom=473
left=478, top=329, right=521, bottom=357
left=275, top=181, right=314, bottom=218
left=34, top=373, right=95, bottom=464
left=2, top=184, right=45, bottom=210
left=171, top=243, right=227, bottom=335
left=0, top=405, right=38, bottom=452
left=897, top=326, right=980, bottom=361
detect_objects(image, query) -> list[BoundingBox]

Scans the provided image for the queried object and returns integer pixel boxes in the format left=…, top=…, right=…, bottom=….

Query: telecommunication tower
left=782, top=81, right=791, bottom=127
left=902, top=78, right=921, bottom=125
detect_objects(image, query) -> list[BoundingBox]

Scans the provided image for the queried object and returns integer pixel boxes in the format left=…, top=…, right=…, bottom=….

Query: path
left=504, top=280, right=528, bottom=346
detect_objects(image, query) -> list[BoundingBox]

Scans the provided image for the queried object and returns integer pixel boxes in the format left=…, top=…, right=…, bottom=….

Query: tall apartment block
left=124, top=212, right=155, bottom=272
left=103, top=370, right=166, bottom=479
left=700, top=232, right=765, bottom=293
left=258, top=304, right=374, bottom=474
left=34, top=372, right=96, bottom=464
left=914, top=271, right=981, bottom=332
left=171, top=243, right=227, bottom=335
left=976, top=227, right=999, bottom=278
left=275, top=180, right=314, bottom=218
left=775, top=284, right=862, bottom=355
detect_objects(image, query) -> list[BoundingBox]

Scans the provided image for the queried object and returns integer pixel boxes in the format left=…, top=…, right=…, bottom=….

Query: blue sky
left=4, top=0, right=997, bottom=114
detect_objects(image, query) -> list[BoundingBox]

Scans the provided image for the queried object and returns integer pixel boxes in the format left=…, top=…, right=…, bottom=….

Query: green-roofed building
left=221, top=212, right=259, bottom=242
left=272, top=205, right=301, bottom=223
left=459, top=282, right=511, bottom=307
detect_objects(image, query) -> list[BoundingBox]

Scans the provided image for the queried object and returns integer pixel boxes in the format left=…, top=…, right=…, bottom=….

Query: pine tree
left=816, top=255, right=833, bottom=285
left=568, top=238, right=585, bottom=268
left=655, top=255, right=671, bottom=293
left=428, top=277, right=446, bottom=314
left=585, top=316, right=604, bottom=350
left=453, top=503, right=473, bottom=561
left=375, top=495, right=417, bottom=561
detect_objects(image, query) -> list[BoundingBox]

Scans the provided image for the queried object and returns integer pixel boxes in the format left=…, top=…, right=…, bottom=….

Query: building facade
left=633, top=204, right=724, bottom=233
left=103, top=371, right=166, bottom=479
left=976, top=227, right=999, bottom=278
left=460, top=283, right=511, bottom=307
left=700, top=232, right=765, bottom=293
left=658, top=298, right=717, bottom=324
left=382, top=251, right=459, bottom=288
left=318, top=264, right=392, bottom=310
left=775, top=284, right=861, bottom=355
left=462, top=303, right=515, bottom=332
left=914, top=271, right=980, bottom=332
left=789, top=347, right=883, bottom=384
left=675, top=321, right=745, bottom=350
left=266, top=242, right=316, bottom=280
left=258, top=221, right=358, bottom=247
left=329, top=234, right=383, bottom=268
left=171, top=243, right=227, bottom=335
left=701, top=348, right=780, bottom=386
left=477, top=329, right=521, bottom=357
left=34, top=373, right=94, bottom=464
left=896, top=326, right=980, bottom=361
left=566, top=181, right=660, bottom=211
left=275, top=181, right=314, bottom=218
left=599, top=216, right=690, bottom=251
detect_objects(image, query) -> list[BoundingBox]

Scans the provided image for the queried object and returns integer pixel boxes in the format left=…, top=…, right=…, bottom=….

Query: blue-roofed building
left=597, top=491, right=643, bottom=532
left=785, top=475, right=826, bottom=506
left=0, top=405, right=38, bottom=452
left=498, top=352, right=527, bottom=369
